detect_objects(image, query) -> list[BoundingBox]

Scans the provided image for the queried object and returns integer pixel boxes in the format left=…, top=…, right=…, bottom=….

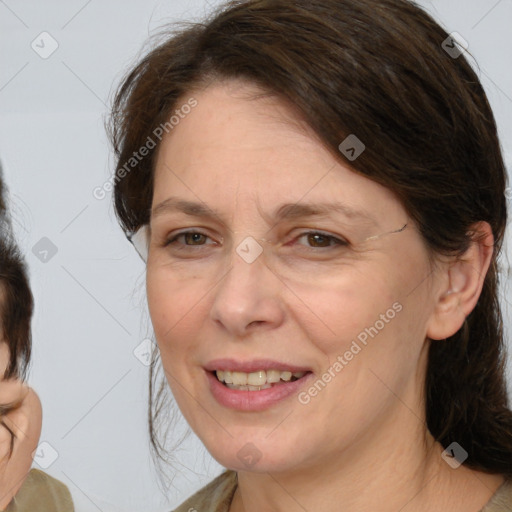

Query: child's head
left=0, top=164, right=33, bottom=381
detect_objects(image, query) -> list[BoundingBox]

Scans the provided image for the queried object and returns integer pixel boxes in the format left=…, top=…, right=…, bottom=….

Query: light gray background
left=0, top=1, right=511, bottom=511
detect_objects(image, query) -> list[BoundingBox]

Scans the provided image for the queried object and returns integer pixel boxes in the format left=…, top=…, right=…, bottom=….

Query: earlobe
left=426, top=221, right=494, bottom=341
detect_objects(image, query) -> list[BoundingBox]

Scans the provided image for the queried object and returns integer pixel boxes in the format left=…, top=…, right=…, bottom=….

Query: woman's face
left=146, top=80, right=439, bottom=473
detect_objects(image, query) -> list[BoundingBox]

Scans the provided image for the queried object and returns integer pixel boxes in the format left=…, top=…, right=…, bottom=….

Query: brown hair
left=108, top=0, right=512, bottom=477
left=0, top=164, right=34, bottom=457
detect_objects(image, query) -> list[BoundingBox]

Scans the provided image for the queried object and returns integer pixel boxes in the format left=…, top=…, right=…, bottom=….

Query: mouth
left=213, top=369, right=310, bottom=391
left=204, top=359, right=314, bottom=410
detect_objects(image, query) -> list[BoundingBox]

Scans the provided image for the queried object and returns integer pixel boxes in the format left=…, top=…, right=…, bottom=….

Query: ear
left=0, top=341, right=9, bottom=379
left=426, top=221, right=494, bottom=341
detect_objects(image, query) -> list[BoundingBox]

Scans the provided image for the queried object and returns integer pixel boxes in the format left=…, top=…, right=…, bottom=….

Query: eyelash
left=164, top=230, right=348, bottom=251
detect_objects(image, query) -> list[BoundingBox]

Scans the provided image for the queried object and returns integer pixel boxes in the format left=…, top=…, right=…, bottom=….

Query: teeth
left=215, top=369, right=307, bottom=389
left=266, top=370, right=281, bottom=383
left=231, top=372, right=248, bottom=386
left=226, top=383, right=272, bottom=391
left=247, top=371, right=266, bottom=386
left=280, top=371, right=292, bottom=382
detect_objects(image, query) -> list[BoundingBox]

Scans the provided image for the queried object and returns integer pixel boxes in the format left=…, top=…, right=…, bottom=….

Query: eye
left=165, top=230, right=215, bottom=248
left=292, top=231, right=348, bottom=249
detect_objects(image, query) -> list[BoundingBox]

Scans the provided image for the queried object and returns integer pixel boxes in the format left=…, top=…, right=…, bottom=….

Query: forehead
left=152, top=80, right=405, bottom=224
left=159, top=79, right=327, bottom=165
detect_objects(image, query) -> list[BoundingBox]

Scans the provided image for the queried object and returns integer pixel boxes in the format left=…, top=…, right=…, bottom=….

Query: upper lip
left=204, top=358, right=312, bottom=373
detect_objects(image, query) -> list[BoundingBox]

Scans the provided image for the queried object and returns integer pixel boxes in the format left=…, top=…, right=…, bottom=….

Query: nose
left=209, top=244, right=285, bottom=338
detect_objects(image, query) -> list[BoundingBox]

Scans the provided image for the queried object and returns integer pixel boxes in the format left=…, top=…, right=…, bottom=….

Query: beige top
left=4, top=468, right=74, bottom=512
left=173, top=471, right=512, bottom=512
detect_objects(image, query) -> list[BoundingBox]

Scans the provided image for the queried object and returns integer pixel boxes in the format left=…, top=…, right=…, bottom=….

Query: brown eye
left=183, top=232, right=207, bottom=245
left=294, top=231, right=348, bottom=249
left=165, top=231, right=212, bottom=247
left=306, top=233, right=332, bottom=248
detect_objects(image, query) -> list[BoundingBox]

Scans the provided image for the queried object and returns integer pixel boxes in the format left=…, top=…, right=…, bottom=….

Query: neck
left=230, top=389, right=504, bottom=512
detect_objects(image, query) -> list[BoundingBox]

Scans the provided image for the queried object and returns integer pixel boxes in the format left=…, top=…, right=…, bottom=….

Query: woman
left=0, top=165, right=74, bottom=511
left=108, top=0, right=512, bottom=510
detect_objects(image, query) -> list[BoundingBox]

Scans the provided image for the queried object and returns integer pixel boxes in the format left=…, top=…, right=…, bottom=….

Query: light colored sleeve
left=173, top=470, right=237, bottom=512
left=481, top=479, right=512, bottom=512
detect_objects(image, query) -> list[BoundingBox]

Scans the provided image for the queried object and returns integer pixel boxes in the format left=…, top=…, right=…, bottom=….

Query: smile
left=215, top=369, right=307, bottom=390
left=206, top=366, right=313, bottom=411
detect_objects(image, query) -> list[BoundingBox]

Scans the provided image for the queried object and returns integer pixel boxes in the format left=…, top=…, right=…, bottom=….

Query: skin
left=146, top=79, right=505, bottom=512
left=0, top=339, right=42, bottom=510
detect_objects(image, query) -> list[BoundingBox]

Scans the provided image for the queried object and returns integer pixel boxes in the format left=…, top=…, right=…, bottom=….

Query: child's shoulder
left=5, top=468, right=74, bottom=512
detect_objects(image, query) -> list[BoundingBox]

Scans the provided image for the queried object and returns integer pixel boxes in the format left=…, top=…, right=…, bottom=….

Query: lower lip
left=206, top=371, right=313, bottom=411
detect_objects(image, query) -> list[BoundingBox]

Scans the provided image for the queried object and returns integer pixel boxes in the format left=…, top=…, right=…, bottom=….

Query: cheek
left=296, top=262, right=427, bottom=397
left=146, top=268, right=207, bottom=356
left=289, top=273, right=400, bottom=354
left=146, top=269, right=208, bottom=410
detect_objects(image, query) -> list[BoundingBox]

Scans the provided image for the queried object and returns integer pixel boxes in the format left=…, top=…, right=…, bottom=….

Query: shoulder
left=5, top=468, right=74, bottom=512
left=172, top=470, right=237, bottom=512
left=481, top=478, right=512, bottom=512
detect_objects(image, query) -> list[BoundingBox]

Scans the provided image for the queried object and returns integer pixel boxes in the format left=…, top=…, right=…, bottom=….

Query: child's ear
left=0, top=341, right=9, bottom=380
left=426, top=221, right=494, bottom=341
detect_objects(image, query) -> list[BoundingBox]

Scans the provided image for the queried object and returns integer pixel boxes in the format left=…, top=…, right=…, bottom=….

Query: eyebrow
left=151, top=197, right=378, bottom=226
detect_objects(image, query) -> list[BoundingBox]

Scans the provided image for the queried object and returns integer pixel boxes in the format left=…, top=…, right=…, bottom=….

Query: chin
left=202, top=434, right=307, bottom=473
